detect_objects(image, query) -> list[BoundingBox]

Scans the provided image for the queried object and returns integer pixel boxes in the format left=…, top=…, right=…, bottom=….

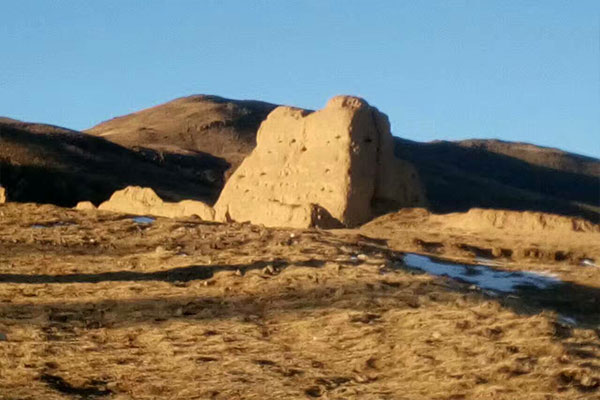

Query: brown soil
left=1, top=202, right=599, bottom=399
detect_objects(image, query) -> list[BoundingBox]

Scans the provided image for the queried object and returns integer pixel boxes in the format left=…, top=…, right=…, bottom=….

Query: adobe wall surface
left=214, top=96, right=425, bottom=228
left=98, top=186, right=215, bottom=221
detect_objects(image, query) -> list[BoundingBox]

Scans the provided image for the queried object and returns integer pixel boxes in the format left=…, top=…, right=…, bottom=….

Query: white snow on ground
left=402, top=253, right=561, bottom=293
left=132, top=216, right=155, bottom=224
left=580, top=259, right=597, bottom=267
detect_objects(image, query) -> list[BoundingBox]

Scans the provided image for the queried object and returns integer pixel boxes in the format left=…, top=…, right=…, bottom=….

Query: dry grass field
left=0, top=203, right=599, bottom=399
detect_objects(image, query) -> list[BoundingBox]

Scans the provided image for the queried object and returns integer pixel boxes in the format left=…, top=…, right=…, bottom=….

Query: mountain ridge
left=2, top=94, right=598, bottom=222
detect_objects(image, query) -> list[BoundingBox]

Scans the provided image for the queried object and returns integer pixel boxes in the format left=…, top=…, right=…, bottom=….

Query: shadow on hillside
left=0, top=123, right=229, bottom=206
left=394, top=139, right=600, bottom=223
left=0, top=161, right=220, bottom=207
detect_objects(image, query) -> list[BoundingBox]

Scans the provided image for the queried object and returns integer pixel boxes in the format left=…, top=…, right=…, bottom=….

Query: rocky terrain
left=0, top=94, right=598, bottom=399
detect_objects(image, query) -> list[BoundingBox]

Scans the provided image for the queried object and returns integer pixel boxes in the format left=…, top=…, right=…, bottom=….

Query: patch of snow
left=580, top=258, right=597, bottom=267
left=132, top=216, right=155, bottom=224
left=558, top=315, right=577, bottom=326
left=402, top=253, right=561, bottom=293
left=474, top=257, right=503, bottom=266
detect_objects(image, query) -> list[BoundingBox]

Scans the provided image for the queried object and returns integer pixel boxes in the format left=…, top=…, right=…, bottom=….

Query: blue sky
left=1, top=1, right=598, bottom=157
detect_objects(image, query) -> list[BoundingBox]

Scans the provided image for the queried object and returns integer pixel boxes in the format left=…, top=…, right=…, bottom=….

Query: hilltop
left=85, top=95, right=277, bottom=175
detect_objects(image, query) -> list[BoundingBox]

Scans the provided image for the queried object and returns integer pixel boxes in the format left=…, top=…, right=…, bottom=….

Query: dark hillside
left=0, top=120, right=227, bottom=206
left=394, top=138, right=600, bottom=222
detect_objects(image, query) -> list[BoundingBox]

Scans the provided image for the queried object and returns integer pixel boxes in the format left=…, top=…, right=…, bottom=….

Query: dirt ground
left=0, top=203, right=599, bottom=399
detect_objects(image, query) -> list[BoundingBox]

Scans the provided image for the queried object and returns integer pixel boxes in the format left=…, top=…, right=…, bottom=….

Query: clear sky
left=1, top=1, right=598, bottom=158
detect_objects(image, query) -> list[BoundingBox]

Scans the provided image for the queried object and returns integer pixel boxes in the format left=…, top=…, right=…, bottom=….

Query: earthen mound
left=75, top=201, right=96, bottom=210
left=364, top=207, right=599, bottom=234
left=439, top=208, right=600, bottom=233
left=98, top=186, right=214, bottom=220
left=214, top=96, right=426, bottom=228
